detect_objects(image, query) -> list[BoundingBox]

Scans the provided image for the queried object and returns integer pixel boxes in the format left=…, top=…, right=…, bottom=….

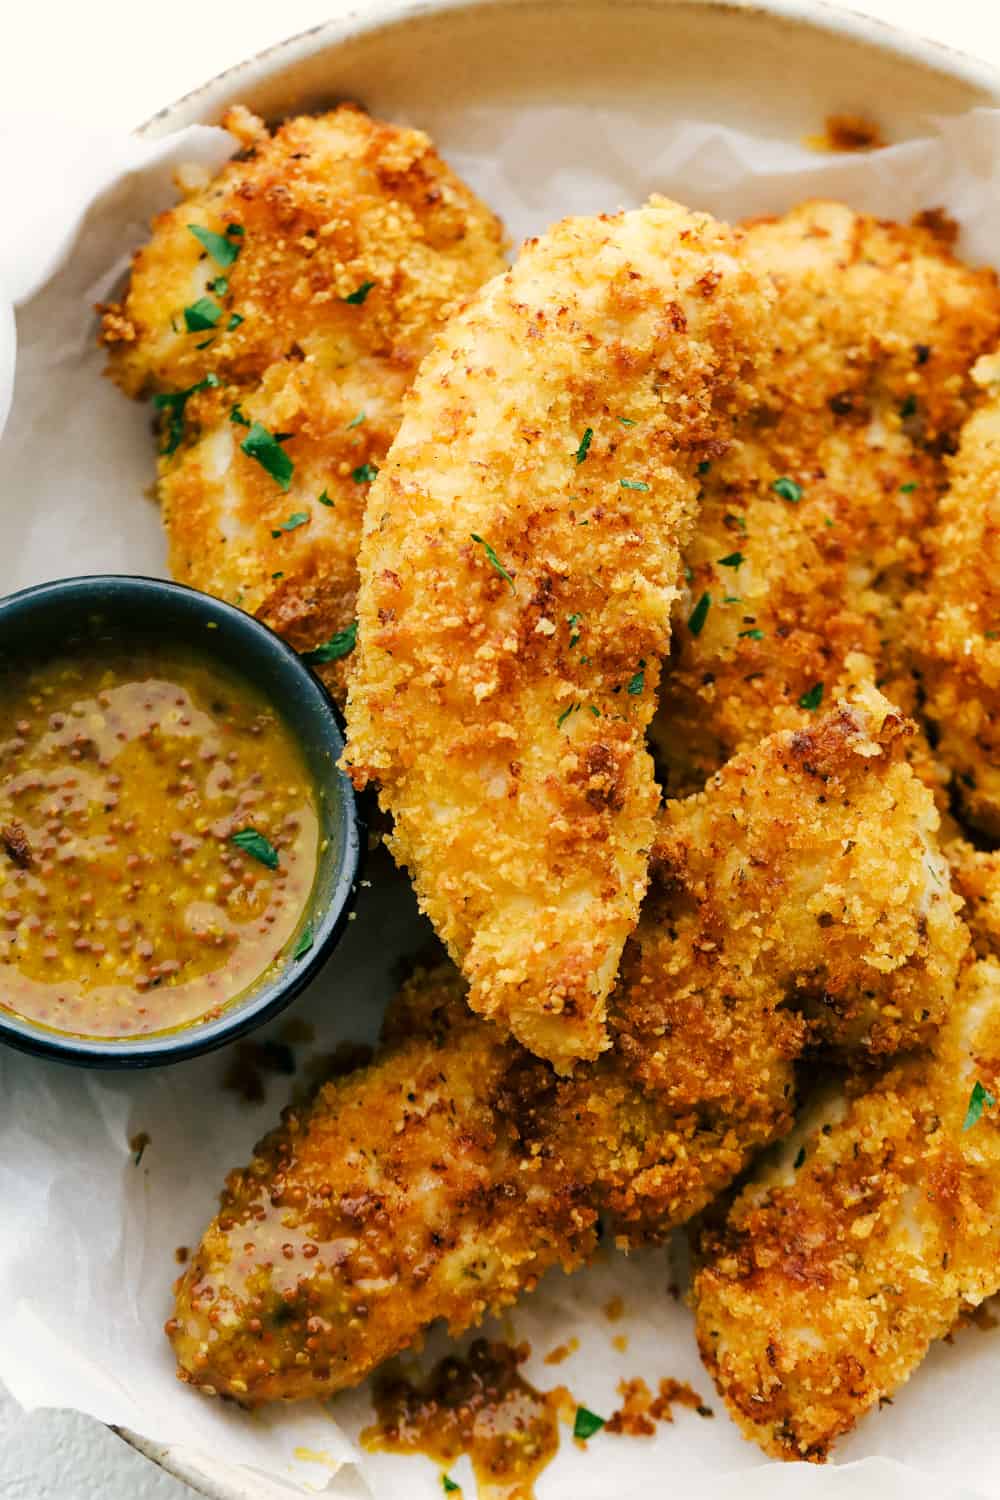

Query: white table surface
left=3, top=1, right=1000, bottom=1496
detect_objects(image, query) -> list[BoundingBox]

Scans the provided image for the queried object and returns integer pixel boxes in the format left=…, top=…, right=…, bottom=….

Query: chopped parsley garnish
left=557, top=702, right=581, bottom=729
left=271, top=572, right=284, bottom=580
left=346, top=410, right=366, bottom=429
left=470, top=534, right=515, bottom=593
left=824, top=517, right=835, bottom=527
left=725, top=512, right=746, bottom=530
left=207, top=275, right=228, bottom=295
left=302, top=621, right=358, bottom=663
left=318, top=489, right=334, bottom=507
left=618, top=416, right=636, bottom=427
left=229, top=403, right=250, bottom=427
left=688, top=592, right=711, bottom=636
left=292, top=923, right=314, bottom=961
left=772, top=476, right=803, bottom=503
left=241, top=422, right=294, bottom=491
left=620, top=479, right=650, bottom=491
left=343, top=279, right=376, bottom=304
left=231, top=828, right=279, bottom=869
left=697, top=460, right=711, bottom=475
left=152, top=372, right=220, bottom=456
left=183, top=296, right=222, bottom=332
left=574, top=427, right=594, bottom=465
left=352, top=462, right=379, bottom=484
left=589, top=705, right=601, bottom=717
left=723, top=594, right=742, bottom=604
left=900, top=394, right=917, bottom=418
left=442, top=1479, right=460, bottom=1495
left=194, top=336, right=215, bottom=350
left=627, top=661, right=646, bottom=695
left=739, top=628, right=764, bottom=640
left=986, top=630, right=1000, bottom=641
left=270, top=512, right=309, bottom=536
left=900, top=481, right=918, bottom=493
left=567, top=613, right=583, bottom=648
left=227, top=313, right=244, bottom=330
left=573, top=1406, right=605, bottom=1441
left=187, top=223, right=242, bottom=268
left=799, top=682, right=824, bottom=711
left=717, top=551, right=743, bottom=569
left=963, top=1080, right=996, bottom=1131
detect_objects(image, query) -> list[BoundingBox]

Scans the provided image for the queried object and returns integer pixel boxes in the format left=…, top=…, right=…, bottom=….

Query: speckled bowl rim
left=111, top=0, right=1000, bottom=1494
left=0, top=574, right=361, bottom=1068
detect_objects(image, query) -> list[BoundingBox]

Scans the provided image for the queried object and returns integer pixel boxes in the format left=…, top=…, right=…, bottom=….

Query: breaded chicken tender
left=99, top=105, right=505, bottom=699
left=170, top=691, right=964, bottom=1404
left=653, top=202, right=1000, bottom=797
left=344, top=200, right=773, bottom=1068
left=694, top=955, right=1000, bottom=1462
left=907, top=355, right=1000, bottom=835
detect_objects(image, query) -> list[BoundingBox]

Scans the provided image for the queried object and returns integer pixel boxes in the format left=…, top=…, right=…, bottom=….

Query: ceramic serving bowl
left=0, top=575, right=361, bottom=1067
left=89, top=0, right=998, bottom=1492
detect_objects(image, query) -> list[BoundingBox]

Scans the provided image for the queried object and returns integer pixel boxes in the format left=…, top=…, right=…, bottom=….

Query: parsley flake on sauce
left=963, top=1080, right=996, bottom=1131
left=152, top=372, right=220, bottom=455
left=183, top=296, right=222, bottom=332
left=187, top=223, right=243, bottom=268
left=242, top=422, right=294, bottom=491
left=573, top=1407, right=606, bottom=1441
left=346, top=410, right=366, bottom=429
left=302, top=621, right=358, bottom=664
left=343, top=280, right=376, bottom=304
left=620, top=479, right=650, bottom=491
left=900, top=481, right=918, bottom=493
left=574, top=427, right=594, bottom=465
left=739, top=628, right=765, bottom=641
left=229, top=403, right=250, bottom=427
left=442, top=1479, right=460, bottom=1495
left=772, top=477, right=803, bottom=503
left=231, top=828, right=279, bottom=869
left=557, top=702, right=581, bottom=729
left=292, top=923, right=314, bottom=961
left=227, top=313, right=244, bottom=330
left=318, top=489, right=335, bottom=507
left=627, top=661, right=646, bottom=695
left=799, top=682, right=824, bottom=711
left=470, top=534, right=515, bottom=593
left=717, top=551, right=743, bottom=568
left=618, top=416, right=636, bottom=427
left=688, top=592, right=711, bottom=636
left=270, top=512, right=310, bottom=537
left=352, top=462, right=380, bottom=484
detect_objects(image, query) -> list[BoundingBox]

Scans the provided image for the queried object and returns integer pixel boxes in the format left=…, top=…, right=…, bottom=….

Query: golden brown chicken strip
left=170, top=690, right=964, bottom=1404
left=99, top=104, right=505, bottom=699
left=693, top=953, right=1000, bottom=1462
left=906, top=355, right=1000, bottom=835
left=344, top=199, right=773, bottom=1069
left=652, top=202, right=1000, bottom=798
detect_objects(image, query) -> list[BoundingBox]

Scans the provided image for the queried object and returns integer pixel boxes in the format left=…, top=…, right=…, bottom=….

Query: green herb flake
left=799, top=682, right=824, bottom=711
left=188, top=223, right=242, bottom=268
left=963, top=1079, right=996, bottom=1131
left=226, top=223, right=244, bottom=238
left=589, top=705, right=601, bottom=717
left=346, top=411, right=366, bottom=429
left=794, top=1146, right=806, bottom=1169
left=470, top=534, right=515, bottom=593
left=352, top=462, right=380, bottom=485
left=343, top=279, right=376, bottom=305
left=271, top=572, right=284, bottom=580
left=618, top=416, right=636, bottom=427
left=194, top=336, right=215, bottom=350
left=574, top=427, right=594, bottom=465
left=620, top=479, right=650, bottom=492
left=207, top=275, right=228, bottom=295
left=152, top=372, right=220, bottom=456
left=725, top=512, right=746, bottom=531
left=318, top=489, right=334, bottom=507
left=302, top=621, right=358, bottom=664
left=697, top=460, right=711, bottom=475
left=229, top=403, right=250, bottom=427
left=271, top=512, right=310, bottom=537
left=986, top=630, right=1000, bottom=641
left=241, top=422, right=294, bottom=491
left=717, top=551, right=743, bottom=569
left=442, top=1479, right=460, bottom=1495
left=557, top=702, right=581, bottom=729
left=824, top=517, right=835, bottom=527
left=231, top=828, right=279, bottom=869
left=293, top=923, right=314, bottom=961
left=772, top=477, right=803, bottom=503
left=739, top=628, right=765, bottom=641
left=227, top=313, right=244, bottom=331
left=573, top=1407, right=606, bottom=1441
left=567, top=613, right=583, bottom=649
left=627, top=661, right=646, bottom=696
left=688, top=592, right=711, bottom=637
left=900, top=481, right=918, bottom=493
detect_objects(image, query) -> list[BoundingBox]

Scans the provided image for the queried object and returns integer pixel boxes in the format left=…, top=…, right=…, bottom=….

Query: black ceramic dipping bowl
left=0, top=575, right=361, bottom=1067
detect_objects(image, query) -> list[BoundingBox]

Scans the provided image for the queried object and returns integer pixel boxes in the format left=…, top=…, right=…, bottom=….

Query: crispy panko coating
left=652, top=201, right=1000, bottom=797
left=169, top=691, right=963, bottom=1404
left=693, top=954, right=1000, bottom=1462
left=344, top=199, right=773, bottom=1069
left=906, top=355, right=1000, bottom=835
left=99, top=104, right=505, bottom=700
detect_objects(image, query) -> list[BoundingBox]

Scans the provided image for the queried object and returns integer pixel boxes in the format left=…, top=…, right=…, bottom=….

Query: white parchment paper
left=4, top=104, right=1000, bottom=1500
